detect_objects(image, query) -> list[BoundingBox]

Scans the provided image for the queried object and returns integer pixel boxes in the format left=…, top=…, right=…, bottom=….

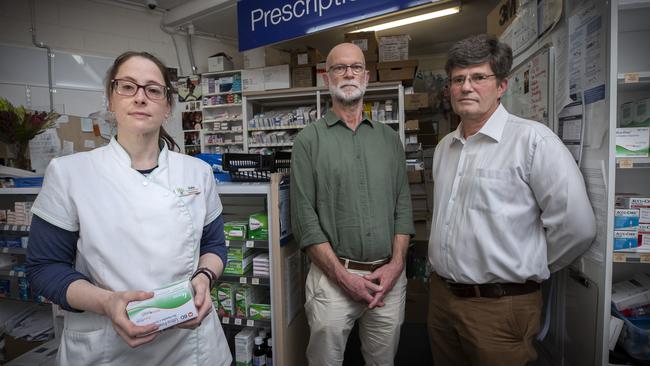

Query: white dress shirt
left=428, top=104, right=596, bottom=284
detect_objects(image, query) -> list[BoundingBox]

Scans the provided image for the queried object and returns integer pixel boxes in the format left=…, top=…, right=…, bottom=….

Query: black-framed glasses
left=449, top=74, right=496, bottom=87
left=328, top=63, right=366, bottom=76
left=111, top=79, right=169, bottom=100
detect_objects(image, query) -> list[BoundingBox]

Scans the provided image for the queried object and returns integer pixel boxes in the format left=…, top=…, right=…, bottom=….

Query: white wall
left=0, top=0, right=240, bottom=146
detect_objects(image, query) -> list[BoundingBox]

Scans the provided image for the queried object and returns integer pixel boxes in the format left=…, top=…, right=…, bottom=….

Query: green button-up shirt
left=290, top=111, right=414, bottom=262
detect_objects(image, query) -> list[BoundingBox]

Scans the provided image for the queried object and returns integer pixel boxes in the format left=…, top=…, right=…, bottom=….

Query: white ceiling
left=133, top=0, right=499, bottom=57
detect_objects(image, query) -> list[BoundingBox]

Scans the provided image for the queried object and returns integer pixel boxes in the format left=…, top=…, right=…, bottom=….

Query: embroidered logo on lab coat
left=175, top=186, right=201, bottom=196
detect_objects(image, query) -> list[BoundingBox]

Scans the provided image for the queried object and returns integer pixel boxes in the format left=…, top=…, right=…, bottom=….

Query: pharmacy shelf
left=203, top=118, right=243, bottom=123
left=214, top=182, right=271, bottom=195
left=183, top=129, right=201, bottom=133
left=204, top=130, right=242, bottom=134
left=0, top=224, right=30, bottom=232
left=202, top=69, right=243, bottom=77
left=225, top=239, right=268, bottom=249
left=204, top=90, right=242, bottom=97
left=0, top=247, right=27, bottom=254
left=248, top=125, right=307, bottom=131
left=204, top=142, right=244, bottom=147
left=218, top=315, right=271, bottom=328
left=203, top=103, right=243, bottom=109
left=248, top=142, right=293, bottom=148
left=0, top=268, right=26, bottom=278
left=219, top=274, right=270, bottom=286
left=0, top=188, right=40, bottom=195
left=616, top=157, right=650, bottom=168
left=612, top=252, right=650, bottom=263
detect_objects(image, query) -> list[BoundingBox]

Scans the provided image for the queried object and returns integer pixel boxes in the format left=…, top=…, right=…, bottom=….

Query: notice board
left=501, top=47, right=554, bottom=127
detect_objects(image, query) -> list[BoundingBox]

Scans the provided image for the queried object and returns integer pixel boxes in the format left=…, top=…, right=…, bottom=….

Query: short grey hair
left=445, top=34, right=513, bottom=82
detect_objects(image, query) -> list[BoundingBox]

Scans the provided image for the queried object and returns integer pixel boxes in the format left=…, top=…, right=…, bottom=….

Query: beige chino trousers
left=304, top=263, right=407, bottom=366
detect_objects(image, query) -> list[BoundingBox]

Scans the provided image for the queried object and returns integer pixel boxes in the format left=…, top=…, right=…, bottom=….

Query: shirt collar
left=109, top=136, right=168, bottom=170
left=324, top=110, right=374, bottom=128
left=452, top=104, right=508, bottom=143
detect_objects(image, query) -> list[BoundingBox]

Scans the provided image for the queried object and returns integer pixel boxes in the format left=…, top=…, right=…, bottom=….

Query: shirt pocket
left=468, top=168, right=517, bottom=213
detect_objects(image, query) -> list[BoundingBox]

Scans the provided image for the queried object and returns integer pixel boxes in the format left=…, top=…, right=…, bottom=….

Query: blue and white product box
left=614, top=230, right=639, bottom=251
left=615, top=209, right=640, bottom=230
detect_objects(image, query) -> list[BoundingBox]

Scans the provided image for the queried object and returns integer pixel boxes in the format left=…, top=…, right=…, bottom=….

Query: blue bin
left=614, top=307, right=650, bottom=360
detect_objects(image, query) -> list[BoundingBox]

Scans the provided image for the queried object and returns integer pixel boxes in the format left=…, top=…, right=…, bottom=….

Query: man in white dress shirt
left=427, top=34, right=596, bottom=366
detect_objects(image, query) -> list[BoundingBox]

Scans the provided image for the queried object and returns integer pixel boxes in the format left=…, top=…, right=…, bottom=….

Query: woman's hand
left=102, top=290, right=160, bottom=348
left=176, top=274, right=213, bottom=330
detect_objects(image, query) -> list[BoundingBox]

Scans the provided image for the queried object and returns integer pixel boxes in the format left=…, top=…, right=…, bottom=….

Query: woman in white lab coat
left=26, top=51, right=232, bottom=365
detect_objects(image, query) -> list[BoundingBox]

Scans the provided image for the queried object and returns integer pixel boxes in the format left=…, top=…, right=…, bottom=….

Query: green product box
left=224, top=254, right=254, bottom=275
left=235, top=285, right=262, bottom=318
left=224, top=221, right=248, bottom=240
left=248, top=212, right=268, bottom=240
left=248, top=303, right=272, bottom=320
left=215, top=283, right=236, bottom=317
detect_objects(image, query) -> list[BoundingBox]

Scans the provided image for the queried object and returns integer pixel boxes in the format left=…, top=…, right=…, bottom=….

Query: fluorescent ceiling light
left=351, top=5, right=460, bottom=33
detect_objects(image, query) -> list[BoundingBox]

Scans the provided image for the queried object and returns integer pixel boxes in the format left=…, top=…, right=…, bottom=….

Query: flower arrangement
left=0, top=98, right=59, bottom=170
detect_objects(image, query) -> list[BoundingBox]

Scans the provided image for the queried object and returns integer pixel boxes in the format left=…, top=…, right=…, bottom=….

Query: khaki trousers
left=304, top=263, right=407, bottom=366
left=427, top=274, right=542, bottom=366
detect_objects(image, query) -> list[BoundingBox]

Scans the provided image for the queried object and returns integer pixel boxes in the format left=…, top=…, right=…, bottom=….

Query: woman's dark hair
left=105, top=51, right=180, bottom=151
left=445, top=34, right=513, bottom=82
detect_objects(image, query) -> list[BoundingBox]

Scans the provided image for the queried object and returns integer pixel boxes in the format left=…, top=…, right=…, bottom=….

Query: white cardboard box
left=379, top=35, right=410, bottom=62
left=244, top=47, right=290, bottom=69
left=616, top=127, right=650, bottom=157
left=241, top=68, right=265, bottom=92
left=263, top=64, right=291, bottom=90
left=612, top=273, right=650, bottom=310
left=207, top=54, right=233, bottom=72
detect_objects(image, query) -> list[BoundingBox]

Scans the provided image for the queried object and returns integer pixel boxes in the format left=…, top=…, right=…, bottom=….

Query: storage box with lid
left=377, top=60, right=419, bottom=82
left=207, top=53, right=233, bottom=72
left=243, top=47, right=290, bottom=69
left=291, top=47, right=322, bottom=66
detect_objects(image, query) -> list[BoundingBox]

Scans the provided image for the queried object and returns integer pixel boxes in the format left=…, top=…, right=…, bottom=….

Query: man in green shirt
left=291, top=42, right=414, bottom=366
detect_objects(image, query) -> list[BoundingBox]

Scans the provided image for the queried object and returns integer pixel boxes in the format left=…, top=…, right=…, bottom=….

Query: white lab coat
left=31, top=138, right=232, bottom=365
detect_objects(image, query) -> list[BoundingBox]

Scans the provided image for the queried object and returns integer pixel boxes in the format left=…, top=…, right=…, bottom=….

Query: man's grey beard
left=329, top=82, right=366, bottom=106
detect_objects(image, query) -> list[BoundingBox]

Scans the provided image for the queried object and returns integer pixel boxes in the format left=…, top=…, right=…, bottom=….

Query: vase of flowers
left=0, top=98, right=59, bottom=170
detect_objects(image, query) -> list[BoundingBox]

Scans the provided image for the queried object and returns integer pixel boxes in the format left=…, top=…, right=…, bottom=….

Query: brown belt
left=438, top=274, right=540, bottom=298
left=338, top=257, right=389, bottom=272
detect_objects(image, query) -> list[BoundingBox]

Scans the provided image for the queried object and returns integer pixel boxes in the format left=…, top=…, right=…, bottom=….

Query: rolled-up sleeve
left=393, top=137, right=415, bottom=236
left=529, top=136, right=596, bottom=272
left=290, top=135, right=328, bottom=249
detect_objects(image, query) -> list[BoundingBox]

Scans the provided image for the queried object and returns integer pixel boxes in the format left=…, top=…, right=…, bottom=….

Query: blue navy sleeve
left=200, top=214, right=227, bottom=268
left=26, top=215, right=91, bottom=312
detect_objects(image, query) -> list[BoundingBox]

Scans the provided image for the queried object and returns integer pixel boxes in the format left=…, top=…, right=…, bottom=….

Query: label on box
left=626, top=197, right=650, bottom=208
left=615, top=209, right=640, bottom=230
left=614, top=230, right=639, bottom=250
left=351, top=39, right=368, bottom=51
left=616, top=127, right=650, bottom=157
left=297, top=53, right=309, bottom=65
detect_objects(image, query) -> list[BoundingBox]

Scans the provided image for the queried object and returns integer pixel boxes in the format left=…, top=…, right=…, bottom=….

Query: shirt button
left=142, top=181, right=148, bottom=186
left=177, top=202, right=183, bottom=207
left=164, top=192, right=169, bottom=197
left=366, top=233, right=371, bottom=237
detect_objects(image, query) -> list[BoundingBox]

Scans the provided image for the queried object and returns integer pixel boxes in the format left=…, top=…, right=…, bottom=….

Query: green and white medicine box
left=215, top=283, right=236, bottom=317
left=616, top=127, right=649, bottom=157
left=126, top=279, right=197, bottom=333
left=248, top=212, right=268, bottom=240
left=224, top=221, right=248, bottom=240
left=248, top=303, right=272, bottom=320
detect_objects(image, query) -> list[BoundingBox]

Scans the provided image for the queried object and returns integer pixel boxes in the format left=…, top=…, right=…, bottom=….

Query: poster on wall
left=500, top=0, right=538, bottom=56
left=177, top=75, right=202, bottom=102
left=501, top=47, right=553, bottom=127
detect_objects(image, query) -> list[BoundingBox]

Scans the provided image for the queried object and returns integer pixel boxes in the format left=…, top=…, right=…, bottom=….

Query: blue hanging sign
left=237, top=0, right=433, bottom=51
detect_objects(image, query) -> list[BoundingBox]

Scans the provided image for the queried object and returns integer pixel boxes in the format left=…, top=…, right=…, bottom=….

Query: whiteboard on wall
left=501, top=46, right=554, bottom=128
